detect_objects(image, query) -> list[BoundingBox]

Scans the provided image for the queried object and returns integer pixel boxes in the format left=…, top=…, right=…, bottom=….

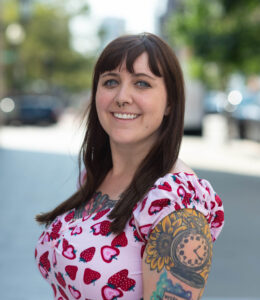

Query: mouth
left=112, top=112, right=140, bottom=120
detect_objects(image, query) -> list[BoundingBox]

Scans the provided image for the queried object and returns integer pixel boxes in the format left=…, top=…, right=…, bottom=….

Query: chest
left=35, top=207, right=145, bottom=300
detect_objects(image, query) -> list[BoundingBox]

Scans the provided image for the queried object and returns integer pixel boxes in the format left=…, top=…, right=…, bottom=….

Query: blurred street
left=1, top=0, right=259, bottom=299
left=0, top=112, right=259, bottom=299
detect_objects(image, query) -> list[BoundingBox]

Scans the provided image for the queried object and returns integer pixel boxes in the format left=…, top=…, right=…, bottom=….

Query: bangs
left=95, top=35, right=162, bottom=78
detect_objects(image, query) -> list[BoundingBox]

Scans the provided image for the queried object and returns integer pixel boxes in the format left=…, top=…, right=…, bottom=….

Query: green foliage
left=2, top=0, right=95, bottom=94
left=166, top=0, right=260, bottom=89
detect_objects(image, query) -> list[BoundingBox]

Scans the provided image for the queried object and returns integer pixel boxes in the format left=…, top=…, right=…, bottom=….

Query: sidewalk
left=0, top=112, right=259, bottom=176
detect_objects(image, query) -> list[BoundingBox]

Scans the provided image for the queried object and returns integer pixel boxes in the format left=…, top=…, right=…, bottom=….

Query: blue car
left=229, top=92, right=260, bottom=142
left=0, top=94, right=64, bottom=125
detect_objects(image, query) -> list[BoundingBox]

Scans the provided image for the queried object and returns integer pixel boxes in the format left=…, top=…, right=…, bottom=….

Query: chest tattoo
left=73, top=192, right=118, bottom=219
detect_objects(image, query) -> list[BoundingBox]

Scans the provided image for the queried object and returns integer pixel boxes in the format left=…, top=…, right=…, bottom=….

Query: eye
left=103, top=79, right=118, bottom=87
left=135, top=81, right=151, bottom=88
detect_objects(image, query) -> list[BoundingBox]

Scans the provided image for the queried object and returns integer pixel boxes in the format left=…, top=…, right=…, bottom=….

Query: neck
left=109, top=139, right=154, bottom=178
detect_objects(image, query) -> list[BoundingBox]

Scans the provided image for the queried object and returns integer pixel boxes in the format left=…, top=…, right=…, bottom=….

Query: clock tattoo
left=174, top=229, right=209, bottom=269
left=145, top=208, right=213, bottom=290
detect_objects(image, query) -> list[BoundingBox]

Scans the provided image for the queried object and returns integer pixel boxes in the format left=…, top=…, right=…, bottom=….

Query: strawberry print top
left=35, top=172, right=224, bottom=300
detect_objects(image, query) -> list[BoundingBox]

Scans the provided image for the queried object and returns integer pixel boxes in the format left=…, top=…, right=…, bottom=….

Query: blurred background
left=0, top=0, right=259, bottom=299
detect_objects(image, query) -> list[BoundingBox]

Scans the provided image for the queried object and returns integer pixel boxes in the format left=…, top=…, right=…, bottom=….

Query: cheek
left=95, top=91, right=109, bottom=114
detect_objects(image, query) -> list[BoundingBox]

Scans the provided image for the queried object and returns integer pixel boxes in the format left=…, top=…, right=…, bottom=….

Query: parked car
left=204, top=90, right=226, bottom=114
left=0, top=94, right=64, bottom=125
left=226, top=91, right=260, bottom=142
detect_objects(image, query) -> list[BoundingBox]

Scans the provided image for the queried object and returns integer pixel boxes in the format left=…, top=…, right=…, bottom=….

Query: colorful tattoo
left=145, top=209, right=212, bottom=289
left=151, top=270, right=192, bottom=300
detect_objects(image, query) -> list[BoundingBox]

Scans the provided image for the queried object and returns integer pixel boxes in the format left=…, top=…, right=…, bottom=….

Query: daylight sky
left=70, top=0, right=167, bottom=53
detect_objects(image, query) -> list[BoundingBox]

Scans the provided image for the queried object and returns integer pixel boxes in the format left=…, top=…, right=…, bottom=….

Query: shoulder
left=171, top=158, right=196, bottom=176
left=133, top=167, right=224, bottom=243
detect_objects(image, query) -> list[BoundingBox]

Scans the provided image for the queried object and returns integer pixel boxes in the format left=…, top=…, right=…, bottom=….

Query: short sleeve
left=133, top=172, right=224, bottom=242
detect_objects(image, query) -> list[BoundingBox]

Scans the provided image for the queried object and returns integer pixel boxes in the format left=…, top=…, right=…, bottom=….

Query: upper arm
left=142, top=208, right=213, bottom=300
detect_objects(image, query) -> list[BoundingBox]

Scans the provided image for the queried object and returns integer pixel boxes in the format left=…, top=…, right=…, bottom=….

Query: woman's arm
left=142, top=208, right=213, bottom=300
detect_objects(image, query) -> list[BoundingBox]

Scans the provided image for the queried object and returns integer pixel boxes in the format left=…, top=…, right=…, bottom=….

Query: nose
left=114, top=84, right=133, bottom=107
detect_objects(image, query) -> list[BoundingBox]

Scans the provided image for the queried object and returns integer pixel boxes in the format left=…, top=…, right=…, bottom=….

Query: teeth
left=113, top=113, right=138, bottom=120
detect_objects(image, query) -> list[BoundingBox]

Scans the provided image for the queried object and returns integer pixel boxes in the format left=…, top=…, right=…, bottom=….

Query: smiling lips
left=112, top=112, right=139, bottom=120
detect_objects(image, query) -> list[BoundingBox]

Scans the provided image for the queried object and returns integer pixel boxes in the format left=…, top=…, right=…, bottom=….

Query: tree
left=165, top=0, right=260, bottom=89
left=2, top=0, right=95, bottom=95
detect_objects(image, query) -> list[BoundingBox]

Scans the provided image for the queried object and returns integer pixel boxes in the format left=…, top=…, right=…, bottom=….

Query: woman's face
left=95, top=52, right=169, bottom=150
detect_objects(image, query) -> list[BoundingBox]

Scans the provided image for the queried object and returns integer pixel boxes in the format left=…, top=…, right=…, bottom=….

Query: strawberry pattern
left=83, top=268, right=101, bottom=285
left=65, top=265, right=78, bottom=280
left=35, top=172, right=224, bottom=299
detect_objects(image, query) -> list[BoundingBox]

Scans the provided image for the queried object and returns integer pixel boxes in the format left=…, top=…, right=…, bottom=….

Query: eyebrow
left=100, top=72, right=156, bottom=80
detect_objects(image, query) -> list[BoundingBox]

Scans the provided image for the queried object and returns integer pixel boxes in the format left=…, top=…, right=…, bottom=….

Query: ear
left=164, top=105, right=171, bottom=116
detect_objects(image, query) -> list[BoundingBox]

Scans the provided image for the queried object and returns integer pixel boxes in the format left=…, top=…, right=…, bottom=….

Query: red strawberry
left=83, top=268, right=101, bottom=284
left=55, top=272, right=66, bottom=288
left=120, top=277, right=136, bottom=291
left=148, top=198, right=171, bottom=215
left=65, top=265, right=78, bottom=280
left=65, top=211, right=75, bottom=222
left=69, top=225, right=83, bottom=236
left=177, top=187, right=191, bottom=207
left=108, top=269, right=136, bottom=291
left=101, top=285, right=123, bottom=300
left=210, top=201, right=216, bottom=209
left=158, top=181, right=172, bottom=191
left=50, top=220, right=62, bottom=240
left=63, top=238, right=69, bottom=250
left=39, top=251, right=51, bottom=272
left=92, top=208, right=110, bottom=220
left=206, top=213, right=213, bottom=224
left=51, top=283, right=57, bottom=297
left=111, top=232, right=128, bottom=248
left=215, top=194, right=223, bottom=207
left=68, top=285, right=81, bottom=299
left=52, top=220, right=62, bottom=233
left=205, top=186, right=211, bottom=195
left=101, top=246, right=120, bottom=263
left=58, top=286, right=69, bottom=300
left=108, top=269, right=128, bottom=288
left=62, top=239, right=77, bottom=260
left=212, top=210, right=224, bottom=228
left=52, top=249, right=57, bottom=267
left=50, top=231, right=60, bottom=240
left=100, top=220, right=111, bottom=236
left=187, top=181, right=199, bottom=200
left=90, top=220, right=111, bottom=236
left=172, top=175, right=182, bottom=184
left=80, top=247, right=95, bottom=263
left=174, top=202, right=181, bottom=211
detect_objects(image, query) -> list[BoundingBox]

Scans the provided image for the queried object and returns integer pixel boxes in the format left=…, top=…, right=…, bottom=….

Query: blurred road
left=0, top=112, right=259, bottom=176
left=0, top=112, right=259, bottom=300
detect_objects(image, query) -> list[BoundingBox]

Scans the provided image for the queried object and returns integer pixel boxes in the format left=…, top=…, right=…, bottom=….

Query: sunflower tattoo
left=145, top=209, right=212, bottom=289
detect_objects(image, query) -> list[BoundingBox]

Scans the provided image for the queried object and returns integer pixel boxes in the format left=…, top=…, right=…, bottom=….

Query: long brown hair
left=36, top=33, right=185, bottom=233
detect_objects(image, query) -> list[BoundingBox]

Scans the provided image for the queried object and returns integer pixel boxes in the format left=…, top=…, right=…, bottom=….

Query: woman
left=35, top=33, right=224, bottom=300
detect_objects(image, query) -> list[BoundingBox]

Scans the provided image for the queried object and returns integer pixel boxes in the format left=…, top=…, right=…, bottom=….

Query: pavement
left=0, top=112, right=259, bottom=177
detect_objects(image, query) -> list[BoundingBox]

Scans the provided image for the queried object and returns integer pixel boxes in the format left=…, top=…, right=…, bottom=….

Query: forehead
left=117, top=52, right=150, bottom=72
left=103, top=52, right=159, bottom=77
left=97, top=46, right=162, bottom=79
